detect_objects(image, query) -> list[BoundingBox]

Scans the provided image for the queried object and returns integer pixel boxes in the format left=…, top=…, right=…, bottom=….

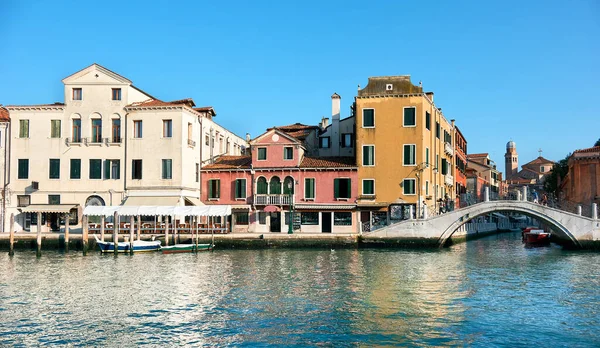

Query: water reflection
left=0, top=233, right=599, bottom=346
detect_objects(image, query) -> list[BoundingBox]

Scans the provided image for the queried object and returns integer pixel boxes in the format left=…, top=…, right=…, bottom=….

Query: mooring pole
left=113, top=211, right=119, bottom=256
left=165, top=217, right=169, bottom=247
left=100, top=215, right=105, bottom=241
left=195, top=216, right=199, bottom=252
left=64, top=213, right=70, bottom=252
left=174, top=217, right=178, bottom=245
left=36, top=212, right=42, bottom=258
left=137, top=215, right=141, bottom=241
left=9, top=213, right=15, bottom=256
left=82, top=215, right=89, bottom=255
left=129, top=215, right=135, bottom=255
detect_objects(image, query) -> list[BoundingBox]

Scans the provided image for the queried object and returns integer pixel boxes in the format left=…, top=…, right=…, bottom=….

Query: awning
left=231, top=204, right=251, bottom=210
left=20, top=204, right=77, bottom=213
left=263, top=205, right=281, bottom=213
left=184, top=197, right=203, bottom=206
left=122, top=196, right=181, bottom=206
left=294, top=204, right=355, bottom=210
left=83, top=205, right=232, bottom=217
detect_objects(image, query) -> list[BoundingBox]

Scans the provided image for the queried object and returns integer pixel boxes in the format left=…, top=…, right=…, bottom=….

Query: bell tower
left=505, top=140, right=518, bottom=180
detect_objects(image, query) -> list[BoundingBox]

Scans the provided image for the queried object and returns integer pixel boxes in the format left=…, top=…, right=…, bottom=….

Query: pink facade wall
left=251, top=132, right=303, bottom=168
left=201, top=171, right=252, bottom=204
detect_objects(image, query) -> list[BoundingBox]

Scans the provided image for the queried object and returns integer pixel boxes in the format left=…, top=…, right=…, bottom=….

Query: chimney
left=425, top=92, right=434, bottom=102
left=331, top=93, right=341, bottom=121
left=331, top=93, right=341, bottom=156
left=321, top=117, right=329, bottom=129
left=245, top=133, right=251, bottom=143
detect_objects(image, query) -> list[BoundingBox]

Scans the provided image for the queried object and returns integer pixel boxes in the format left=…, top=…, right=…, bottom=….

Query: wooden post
left=165, top=217, right=169, bottom=246
left=174, top=218, right=178, bottom=245
left=100, top=215, right=105, bottom=241
left=64, top=213, right=70, bottom=252
left=129, top=215, right=135, bottom=255
left=9, top=213, right=15, bottom=256
left=82, top=215, right=89, bottom=255
left=113, top=211, right=119, bottom=256
left=195, top=216, right=198, bottom=252
left=36, top=212, right=42, bottom=257
left=137, top=215, right=141, bottom=241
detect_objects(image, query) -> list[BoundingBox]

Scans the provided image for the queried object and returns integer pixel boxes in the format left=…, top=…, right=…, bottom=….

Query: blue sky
left=1, top=0, right=598, bottom=175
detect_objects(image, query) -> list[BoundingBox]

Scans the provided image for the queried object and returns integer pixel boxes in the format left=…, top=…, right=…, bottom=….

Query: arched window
left=269, top=176, right=281, bottom=195
left=283, top=176, right=295, bottom=194
left=90, top=113, right=102, bottom=143
left=111, top=114, right=121, bottom=143
left=257, top=177, right=268, bottom=194
left=71, top=114, right=81, bottom=143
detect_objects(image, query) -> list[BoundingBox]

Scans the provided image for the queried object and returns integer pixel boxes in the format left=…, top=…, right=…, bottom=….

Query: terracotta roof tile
left=127, top=98, right=195, bottom=108
left=574, top=146, right=600, bottom=154
left=300, top=156, right=356, bottom=168
left=6, top=102, right=65, bottom=108
left=0, top=106, right=9, bottom=121
left=202, top=156, right=252, bottom=170
left=467, top=153, right=488, bottom=158
left=193, top=106, right=216, bottom=116
left=268, top=123, right=319, bottom=141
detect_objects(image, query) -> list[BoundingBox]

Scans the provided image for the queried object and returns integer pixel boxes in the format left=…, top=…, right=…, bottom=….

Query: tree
left=544, top=153, right=571, bottom=197
left=595, top=138, right=600, bottom=147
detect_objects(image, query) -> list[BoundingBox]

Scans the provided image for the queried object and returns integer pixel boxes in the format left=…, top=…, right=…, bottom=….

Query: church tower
left=505, top=140, right=518, bottom=180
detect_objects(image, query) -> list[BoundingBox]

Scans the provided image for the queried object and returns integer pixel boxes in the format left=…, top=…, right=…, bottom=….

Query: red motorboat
left=523, top=229, right=551, bottom=245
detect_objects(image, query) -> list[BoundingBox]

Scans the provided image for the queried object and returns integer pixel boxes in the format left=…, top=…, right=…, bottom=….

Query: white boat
left=94, top=235, right=161, bottom=253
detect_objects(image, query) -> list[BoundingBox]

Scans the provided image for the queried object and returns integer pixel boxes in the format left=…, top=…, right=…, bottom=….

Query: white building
left=0, top=106, right=9, bottom=231
left=4, top=63, right=247, bottom=232
left=317, top=93, right=355, bottom=158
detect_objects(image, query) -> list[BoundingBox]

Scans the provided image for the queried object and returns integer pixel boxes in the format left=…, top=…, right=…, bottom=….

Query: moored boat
left=161, top=243, right=213, bottom=254
left=94, top=235, right=161, bottom=253
left=523, top=229, right=551, bottom=245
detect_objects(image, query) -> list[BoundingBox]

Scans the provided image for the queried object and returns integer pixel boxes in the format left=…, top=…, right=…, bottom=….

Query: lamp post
left=287, top=181, right=294, bottom=234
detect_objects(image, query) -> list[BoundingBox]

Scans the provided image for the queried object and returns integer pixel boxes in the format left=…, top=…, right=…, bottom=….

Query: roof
left=573, top=146, right=600, bottom=154
left=6, top=102, right=65, bottom=108
left=193, top=106, right=216, bottom=116
left=0, top=106, right=9, bottom=121
left=202, top=156, right=252, bottom=170
left=523, top=156, right=555, bottom=166
left=300, top=156, right=356, bottom=168
left=357, top=75, right=423, bottom=97
left=467, top=153, right=489, bottom=158
left=268, top=123, right=320, bottom=141
left=127, top=98, right=196, bottom=108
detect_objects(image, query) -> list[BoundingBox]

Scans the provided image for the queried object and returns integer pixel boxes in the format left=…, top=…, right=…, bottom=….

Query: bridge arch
left=437, top=202, right=581, bottom=248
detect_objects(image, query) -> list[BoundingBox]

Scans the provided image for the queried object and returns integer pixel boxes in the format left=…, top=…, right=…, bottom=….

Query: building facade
left=4, top=64, right=246, bottom=232
left=0, top=106, right=9, bottom=231
left=354, top=76, right=455, bottom=229
left=454, top=126, right=468, bottom=207
left=560, top=146, right=600, bottom=208
left=466, top=153, right=501, bottom=200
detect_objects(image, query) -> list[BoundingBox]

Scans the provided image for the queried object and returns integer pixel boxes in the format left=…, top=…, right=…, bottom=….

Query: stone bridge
left=362, top=201, right=600, bottom=249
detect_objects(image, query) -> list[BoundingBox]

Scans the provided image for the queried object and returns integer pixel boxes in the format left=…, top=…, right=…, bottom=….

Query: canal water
left=1, top=232, right=599, bottom=347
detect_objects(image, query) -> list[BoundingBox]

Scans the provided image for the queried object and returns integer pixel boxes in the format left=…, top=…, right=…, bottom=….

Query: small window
left=334, top=178, right=351, bottom=199
left=426, top=148, right=430, bottom=167
left=235, top=212, right=249, bottom=225
left=205, top=134, right=209, bottom=146
left=403, top=179, right=416, bottom=195
left=105, top=159, right=120, bottom=180
left=363, top=109, right=374, bottom=127
left=208, top=179, right=220, bottom=199
left=162, top=159, right=172, bottom=179
left=257, top=147, right=267, bottom=160
left=425, top=181, right=429, bottom=195
left=50, top=120, right=61, bottom=138
left=258, top=212, right=267, bottom=225
left=188, top=123, right=193, bottom=142
left=304, top=178, right=315, bottom=199
left=425, top=111, right=431, bottom=130
left=341, top=133, right=353, bottom=148
left=89, top=159, right=102, bottom=179
left=18, top=159, right=28, bottom=179
left=540, top=166, right=545, bottom=173
left=19, top=120, right=29, bottom=138
left=319, top=137, right=330, bottom=149
left=70, top=159, right=81, bottom=179
left=235, top=179, right=247, bottom=199
left=17, top=195, right=31, bottom=207
left=362, top=145, right=375, bottom=166
left=362, top=179, right=375, bottom=196
left=195, top=163, right=199, bottom=183
left=112, top=88, right=121, bottom=101
left=132, top=159, right=142, bottom=180
left=283, top=147, right=294, bottom=160
left=133, top=120, right=143, bottom=138
left=436, top=122, right=440, bottom=139
left=49, top=159, right=60, bottom=179
left=403, top=107, right=416, bottom=127
left=301, top=212, right=319, bottom=225
left=163, top=120, right=172, bottom=138
left=334, top=212, right=352, bottom=226
left=48, top=195, right=60, bottom=205
left=73, top=88, right=82, bottom=100
left=403, top=144, right=416, bottom=166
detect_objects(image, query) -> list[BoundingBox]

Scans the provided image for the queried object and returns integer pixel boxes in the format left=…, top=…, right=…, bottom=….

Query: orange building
left=454, top=126, right=467, bottom=207
left=560, top=146, right=600, bottom=208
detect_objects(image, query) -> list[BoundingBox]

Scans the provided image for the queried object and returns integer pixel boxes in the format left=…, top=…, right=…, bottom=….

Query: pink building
left=201, top=127, right=358, bottom=233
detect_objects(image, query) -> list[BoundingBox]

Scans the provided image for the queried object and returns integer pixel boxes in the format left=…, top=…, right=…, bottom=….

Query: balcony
left=445, top=174, right=454, bottom=186
left=105, top=137, right=122, bottom=145
left=65, top=137, right=83, bottom=146
left=444, top=142, right=454, bottom=156
left=253, top=194, right=294, bottom=206
left=84, top=137, right=103, bottom=146
left=187, top=139, right=196, bottom=147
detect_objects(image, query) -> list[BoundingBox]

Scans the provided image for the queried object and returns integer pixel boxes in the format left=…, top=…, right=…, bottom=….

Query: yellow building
left=354, top=76, right=455, bottom=230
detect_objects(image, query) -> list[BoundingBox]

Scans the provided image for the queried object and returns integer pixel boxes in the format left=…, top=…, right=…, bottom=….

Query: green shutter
left=115, top=160, right=120, bottom=179
left=216, top=180, right=220, bottom=198
left=334, top=179, right=340, bottom=198
left=208, top=180, right=213, bottom=198
left=49, top=159, right=60, bottom=179
left=241, top=179, right=246, bottom=198
left=18, top=159, right=28, bottom=179
left=235, top=179, right=240, bottom=198
left=104, top=160, right=110, bottom=179
left=70, top=159, right=80, bottom=179
left=20, top=120, right=29, bottom=138
left=426, top=148, right=430, bottom=166
left=404, top=145, right=410, bottom=165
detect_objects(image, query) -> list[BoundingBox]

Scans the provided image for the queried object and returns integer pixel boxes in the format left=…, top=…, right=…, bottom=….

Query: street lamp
left=287, top=180, right=294, bottom=234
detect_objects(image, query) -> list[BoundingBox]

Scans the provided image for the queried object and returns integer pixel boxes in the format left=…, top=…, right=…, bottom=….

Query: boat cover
left=83, top=205, right=232, bottom=217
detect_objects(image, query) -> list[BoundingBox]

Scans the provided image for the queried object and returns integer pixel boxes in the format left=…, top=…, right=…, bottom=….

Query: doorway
left=270, top=212, right=281, bottom=232
left=49, top=213, right=60, bottom=232
left=322, top=212, right=332, bottom=233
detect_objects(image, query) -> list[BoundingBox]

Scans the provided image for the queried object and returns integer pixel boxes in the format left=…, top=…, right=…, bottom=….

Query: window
left=257, top=177, right=268, bottom=194
left=426, top=148, right=430, bottom=167
left=235, top=212, right=249, bottom=225
left=540, top=166, right=545, bottom=173
left=258, top=212, right=267, bottom=225
left=91, top=119, right=102, bottom=143
left=163, top=120, right=172, bottom=138
left=48, top=195, right=60, bottom=205
left=257, top=147, right=267, bottom=160
left=70, top=159, right=81, bottom=179
left=195, top=163, right=199, bottom=182
left=301, top=212, right=319, bottom=225
left=105, top=159, right=120, bottom=179
left=304, top=178, right=315, bottom=199
left=426, top=111, right=431, bottom=130
left=112, top=119, right=121, bottom=142
left=188, top=123, right=192, bottom=142
left=362, top=145, right=374, bottom=166
left=19, top=120, right=29, bottom=138
left=269, top=176, right=282, bottom=194
left=283, top=176, right=295, bottom=195
left=334, top=212, right=352, bottom=226
left=208, top=179, right=220, bottom=199
left=205, top=134, right=209, bottom=146
left=334, top=178, right=351, bottom=199
left=50, top=120, right=61, bottom=138
left=403, top=179, right=416, bottom=195
left=18, top=159, right=28, bottom=179
left=363, top=109, right=374, bottom=127
left=235, top=179, right=247, bottom=199
left=319, top=137, right=330, bottom=148
left=341, top=133, right=353, bottom=148
left=49, top=159, right=60, bottom=179
left=426, top=181, right=429, bottom=195
left=133, top=120, right=142, bottom=138
left=73, top=88, right=82, bottom=100
left=89, top=159, right=102, bottom=179
left=132, top=160, right=142, bottom=179
left=436, top=122, right=440, bottom=139
left=112, top=88, right=121, bottom=101
left=72, top=119, right=81, bottom=142
left=403, top=144, right=416, bottom=166
left=162, top=159, right=172, bottom=179
left=441, top=159, right=448, bottom=175
left=284, top=147, right=294, bottom=160
left=403, top=107, right=416, bottom=127
left=17, top=195, right=30, bottom=207
left=362, top=179, right=375, bottom=195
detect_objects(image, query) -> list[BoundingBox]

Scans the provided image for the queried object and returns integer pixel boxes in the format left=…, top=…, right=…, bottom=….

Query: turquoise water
left=1, top=232, right=598, bottom=347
